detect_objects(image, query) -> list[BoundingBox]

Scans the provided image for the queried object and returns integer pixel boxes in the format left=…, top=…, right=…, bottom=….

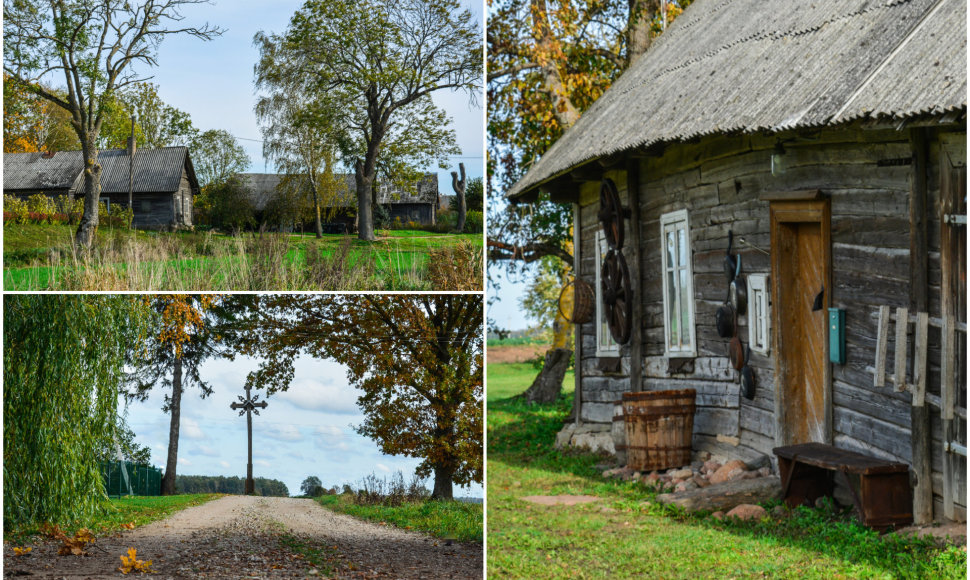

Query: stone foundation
left=555, top=422, right=615, bottom=454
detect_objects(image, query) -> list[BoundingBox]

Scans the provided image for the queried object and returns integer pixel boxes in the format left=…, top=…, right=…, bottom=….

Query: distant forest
left=176, top=475, right=289, bottom=497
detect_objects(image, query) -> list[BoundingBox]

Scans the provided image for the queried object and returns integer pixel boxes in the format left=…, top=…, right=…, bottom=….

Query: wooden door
left=771, top=199, right=832, bottom=445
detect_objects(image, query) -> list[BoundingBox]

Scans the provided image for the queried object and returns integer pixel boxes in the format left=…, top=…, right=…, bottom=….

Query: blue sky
left=133, top=0, right=484, bottom=189
left=123, top=353, right=483, bottom=499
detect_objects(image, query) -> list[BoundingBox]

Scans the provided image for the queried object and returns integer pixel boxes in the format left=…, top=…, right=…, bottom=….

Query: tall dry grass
left=20, top=232, right=476, bottom=291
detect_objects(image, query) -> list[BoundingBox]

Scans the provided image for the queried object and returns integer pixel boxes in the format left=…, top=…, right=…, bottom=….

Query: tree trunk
left=355, top=158, right=376, bottom=241
left=451, top=163, right=467, bottom=233
left=431, top=464, right=454, bottom=500
left=524, top=347, right=571, bottom=403
left=312, top=189, right=323, bottom=238
left=533, top=0, right=581, bottom=129
left=161, top=355, right=184, bottom=496
left=627, top=0, right=659, bottom=65
left=75, top=144, right=102, bottom=249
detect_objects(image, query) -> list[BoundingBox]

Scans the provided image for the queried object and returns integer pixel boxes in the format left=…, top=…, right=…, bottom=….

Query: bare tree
left=3, top=0, right=222, bottom=248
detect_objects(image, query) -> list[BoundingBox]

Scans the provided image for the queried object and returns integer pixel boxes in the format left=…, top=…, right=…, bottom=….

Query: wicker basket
left=622, top=389, right=696, bottom=471
left=557, top=278, right=595, bottom=324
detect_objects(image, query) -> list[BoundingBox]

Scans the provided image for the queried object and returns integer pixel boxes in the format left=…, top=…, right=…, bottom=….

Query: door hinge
left=943, top=214, right=966, bottom=226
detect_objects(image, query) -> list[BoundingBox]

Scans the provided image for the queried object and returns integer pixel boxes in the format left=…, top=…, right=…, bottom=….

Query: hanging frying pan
left=729, top=256, right=747, bottom=315
left=740, top=345, right=755, bottom=399
left=724, top=230, right=738, bottom=282
left=716, top=287, right=736, bottom=338
left=729, top=335, right=745, bottom=371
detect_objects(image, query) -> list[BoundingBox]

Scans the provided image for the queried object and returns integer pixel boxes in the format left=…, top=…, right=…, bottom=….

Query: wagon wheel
left=601, top=249, right=633, bottom=344
left=598, top=178, right=627, bottom=250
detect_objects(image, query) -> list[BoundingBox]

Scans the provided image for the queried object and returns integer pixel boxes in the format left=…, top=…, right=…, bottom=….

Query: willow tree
left=232, top=294, right=483, bottom=499
left=255, top=0, right=481, bottom=241
left=3, top=295, right=152, bottom=528
left=2, top=0, right=222, bottom=248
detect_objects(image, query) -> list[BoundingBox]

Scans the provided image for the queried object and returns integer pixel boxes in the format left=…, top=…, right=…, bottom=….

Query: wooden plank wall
left=574, top=121, right=965, bottom=514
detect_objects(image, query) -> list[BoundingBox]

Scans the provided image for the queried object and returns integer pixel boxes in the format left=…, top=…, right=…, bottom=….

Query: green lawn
left=487, top=363, right=965, bottom=579
left=315, top=494, right=483, bottom=543
left=4, top=494, right=222, bottom=544
left=3, top=223, right=482, bottom=290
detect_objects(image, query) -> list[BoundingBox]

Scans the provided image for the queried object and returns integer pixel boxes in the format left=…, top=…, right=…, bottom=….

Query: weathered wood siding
left=387, top=203, right=435, bottom=226
left=575, top=121, right=966, bottom=516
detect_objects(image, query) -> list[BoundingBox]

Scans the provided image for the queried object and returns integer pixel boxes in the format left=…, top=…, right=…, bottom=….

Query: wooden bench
left=773, top=443, right=912, bottom=530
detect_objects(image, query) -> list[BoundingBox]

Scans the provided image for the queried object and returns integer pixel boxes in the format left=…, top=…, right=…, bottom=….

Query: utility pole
left=230, top=384, right=268, bottom=494
left=128, top=113, right=137, bottom=219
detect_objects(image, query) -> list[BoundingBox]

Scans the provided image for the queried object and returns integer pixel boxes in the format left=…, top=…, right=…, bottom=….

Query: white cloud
left=219, top=461, right=230, bottom=468
left=313, top=425, right=351, bottom=451
left=275, top=377, right=359, bottom=414
left=375, top=463, right=391, bottom=472
left=178, top=457, right=192, bottom=466
left=254, top=459, right=271, bottom=467
left=181, top=417, right=206, bottom=440
left=193, top=445, right=219, bottom=457
left=264, top=424, right=304, bottom=442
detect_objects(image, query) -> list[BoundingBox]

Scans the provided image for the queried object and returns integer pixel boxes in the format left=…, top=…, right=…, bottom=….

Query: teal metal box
left=828, top=308, right=846, bottom=364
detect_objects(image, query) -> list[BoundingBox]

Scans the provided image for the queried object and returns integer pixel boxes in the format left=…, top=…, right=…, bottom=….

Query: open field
left=3, top=224, right=482, bottom=290
left=487, top=363, right=966, bottom=579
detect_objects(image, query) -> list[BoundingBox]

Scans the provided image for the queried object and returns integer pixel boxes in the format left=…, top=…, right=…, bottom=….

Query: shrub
left=373, top=203, right=391, bottom=230
left=427, top=240, right=483, bottom=290
left=4, top=195, right=29, bottom=224
left=26, top=194, right=57, bottom=215
left=464, top=210, right=483, bottom=233
left=354, top=471, right=430, bottom=507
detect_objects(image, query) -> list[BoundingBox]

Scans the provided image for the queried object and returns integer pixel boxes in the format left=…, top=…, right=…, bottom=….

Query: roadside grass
left=315, top=494, right=483, bottom=543
left=3, top=224, right=482, bottom=290
left=487, top=336, right=547, bottom=347
left=487, top=362, right=966, bottom=579
left=4, top=494, right=222, bottom=545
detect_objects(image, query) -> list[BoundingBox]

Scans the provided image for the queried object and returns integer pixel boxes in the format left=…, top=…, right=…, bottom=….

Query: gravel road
left=3, top=496, right=483, bottom=579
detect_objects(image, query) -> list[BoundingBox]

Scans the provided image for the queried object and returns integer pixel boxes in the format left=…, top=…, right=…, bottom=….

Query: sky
left=123, top=353, right=483, bottom=499
left=129, top=0, right=484, bottom=190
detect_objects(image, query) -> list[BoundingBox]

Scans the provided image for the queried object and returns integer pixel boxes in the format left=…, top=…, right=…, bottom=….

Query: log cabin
left=507, top=0, right=966, bottom=523
left=3, top=146, right=199, bottom=229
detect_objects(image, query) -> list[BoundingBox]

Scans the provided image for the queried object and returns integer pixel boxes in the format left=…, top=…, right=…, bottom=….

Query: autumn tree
left=255, top=0, right=481, bottom=241
left=121, top=82, right=198, bottom=148
left=254, top=45, right=349, bottom=238
left=4, top=295, right=152, bottom=528
left=191, top=129, right=251, bottom=191
left=231, top=294, right=483, bottom=500
left=3, top=0, right=222, bottom=249
left=3, top=74, right=79, bottom=153
left=301, top=476, right=324, bottom=497
left=124, top=295, right=220, bottom=496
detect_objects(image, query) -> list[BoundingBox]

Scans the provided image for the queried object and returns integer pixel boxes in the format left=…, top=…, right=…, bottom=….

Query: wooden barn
left=238, top=172, right=440, bottom=230
left=507, top=0, right=966, bottom=524
left=3, top=146, right=199, bottom=229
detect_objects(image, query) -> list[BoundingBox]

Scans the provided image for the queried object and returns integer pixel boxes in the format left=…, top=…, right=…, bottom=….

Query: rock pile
left=601, top=454, right=773, bottom=493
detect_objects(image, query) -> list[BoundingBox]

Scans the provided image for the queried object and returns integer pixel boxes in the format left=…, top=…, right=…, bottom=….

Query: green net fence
left=100, top=461, right=162, bottom=498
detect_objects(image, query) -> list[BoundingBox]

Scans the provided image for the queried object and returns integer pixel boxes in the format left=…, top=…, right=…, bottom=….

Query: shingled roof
left=3, top=147, right=199, bottom=195
left=509, top=0, right=967, bottom=199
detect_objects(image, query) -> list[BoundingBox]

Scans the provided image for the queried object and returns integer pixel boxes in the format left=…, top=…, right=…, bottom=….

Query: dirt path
left=3, top=496, right=482, bottom=579
left=486, top=344, right=547, bottom=364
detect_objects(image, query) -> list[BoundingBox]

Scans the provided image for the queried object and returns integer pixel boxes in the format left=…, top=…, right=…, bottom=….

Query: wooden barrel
left=622, top=389, right=696, bottom=471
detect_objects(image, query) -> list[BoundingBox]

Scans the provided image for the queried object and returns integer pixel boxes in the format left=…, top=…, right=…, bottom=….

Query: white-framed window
left=660, top=209, right=696, bottom=356
left=594, top=230, right=619, bottom=356
left=748, top=273, right=770, bottom=355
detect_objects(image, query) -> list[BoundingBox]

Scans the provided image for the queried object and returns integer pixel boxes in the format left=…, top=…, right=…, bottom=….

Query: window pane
left=666, top=230, right=676, bottom=270
left=678, top=227, right=688, bottom=267
left=680, top=269, right=691, bottom=348
left=667, top=269, right=678, bottom=346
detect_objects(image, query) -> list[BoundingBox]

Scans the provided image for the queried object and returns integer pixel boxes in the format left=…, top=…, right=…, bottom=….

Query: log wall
left=574, top=121, right=966, bottom=517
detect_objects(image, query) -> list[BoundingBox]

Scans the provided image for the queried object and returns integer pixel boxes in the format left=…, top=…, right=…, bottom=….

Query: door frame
left=769, top=196, right=833, bottom=447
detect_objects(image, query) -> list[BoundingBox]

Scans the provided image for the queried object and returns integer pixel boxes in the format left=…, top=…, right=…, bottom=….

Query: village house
left=238, top=172, right=440, bottom=231
left=508, top=0, right=966, bottom=524
left=3, top=146, right=199, bottom=229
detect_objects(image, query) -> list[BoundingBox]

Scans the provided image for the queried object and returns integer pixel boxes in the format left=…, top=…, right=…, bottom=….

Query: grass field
left=315, top=495, right=483, bottom=543
left=3, top=494, right=222, bottom=544
left=487, top=363, right=966, bottom=579
left=3, top=224, right=482, bottom=290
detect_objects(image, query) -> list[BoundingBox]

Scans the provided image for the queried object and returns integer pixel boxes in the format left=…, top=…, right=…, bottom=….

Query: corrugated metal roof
left=509, top=0, right=967, bottom=199
left=3, top=147, right=198, bottom=195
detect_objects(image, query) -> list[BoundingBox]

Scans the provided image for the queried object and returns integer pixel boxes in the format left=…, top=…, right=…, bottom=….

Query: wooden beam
left=573, top=202, right=582, bottom=427
left=569, top=163, right=603, bottom=183
left=874, top=305, right=891, bottom=387
left=912, top=312, right=928, bottom=407
left=759, top=189, right=825, bottom=202
left=627, top=160, right=643, bottom=394
left=908, top=127, right=932, bottom=525
left=597, top=152, right=626, bottom=169
left=547, top=177, right=580, bottom=203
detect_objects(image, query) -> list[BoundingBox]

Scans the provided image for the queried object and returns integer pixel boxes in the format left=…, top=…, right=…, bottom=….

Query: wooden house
left=508, top=0, right=966, bottom=522
left=239, top=172, right=440, bottom=229
left=3, top=147, right=199, bottom=229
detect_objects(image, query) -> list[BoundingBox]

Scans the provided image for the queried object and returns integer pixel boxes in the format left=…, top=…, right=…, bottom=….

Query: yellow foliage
left=118, top=547, right=155, bottom=575
left=12, top=546, right=32, bottom=556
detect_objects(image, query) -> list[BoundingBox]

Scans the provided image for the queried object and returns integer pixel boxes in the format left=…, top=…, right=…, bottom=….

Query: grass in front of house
left=487, top=362, right=966, bottom=579
left=4, top=494, right=222, bottom=544
left=2, top=224, right=482, bottom=290
left=315, top=494, right=483, bottom=543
